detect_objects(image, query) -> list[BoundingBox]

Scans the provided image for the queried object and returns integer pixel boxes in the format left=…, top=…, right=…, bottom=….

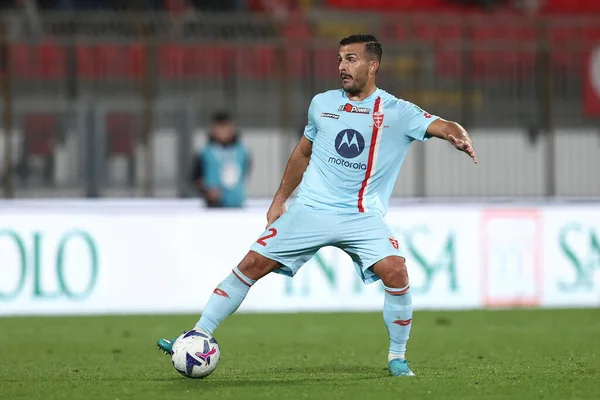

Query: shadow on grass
left=1, top=365, right=390, bottom=387
left=167, top=365, right=389, bottom=389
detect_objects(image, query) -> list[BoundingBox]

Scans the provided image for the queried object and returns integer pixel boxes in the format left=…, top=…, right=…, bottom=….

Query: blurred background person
left=191, top=111, right=252, bottom=208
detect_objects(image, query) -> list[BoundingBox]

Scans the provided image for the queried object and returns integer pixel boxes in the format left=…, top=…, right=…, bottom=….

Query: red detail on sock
left=385, top=286, right=410, bottom=295
left=232, top=269, right=252, bottom=287
left=393, top=319, right=412, bottom=326
left=213, top=288, right=229, bottom=299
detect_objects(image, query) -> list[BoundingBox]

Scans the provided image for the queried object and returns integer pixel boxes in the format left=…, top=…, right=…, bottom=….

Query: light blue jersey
left=296, top=88, right=439, bottom=216
left=250, top=88, right=440, bottom=283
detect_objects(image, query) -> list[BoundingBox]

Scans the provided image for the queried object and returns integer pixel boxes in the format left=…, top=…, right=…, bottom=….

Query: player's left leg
left=371, top=256, right=415, bottom=377
left=338, top=213, right=414, bottom=377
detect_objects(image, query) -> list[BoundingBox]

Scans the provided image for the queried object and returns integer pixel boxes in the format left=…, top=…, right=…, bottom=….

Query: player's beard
left=341, top=76, right=364, bottom=96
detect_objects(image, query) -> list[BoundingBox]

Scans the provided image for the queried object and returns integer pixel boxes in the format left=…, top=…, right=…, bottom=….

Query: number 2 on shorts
left=257, top=228, right=278, bottom=246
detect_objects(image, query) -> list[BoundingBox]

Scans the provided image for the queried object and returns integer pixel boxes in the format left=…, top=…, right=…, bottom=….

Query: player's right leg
left=157, top=251, right=281, bottom=355
left=194, top=250, right=280, bottom=335
left=157, top=203, right=327, bottom=355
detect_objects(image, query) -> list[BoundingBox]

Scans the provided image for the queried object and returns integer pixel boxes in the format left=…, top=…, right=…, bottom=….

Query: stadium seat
left=106, top=112, right=138, bottom=187
left=7, top=43, right=65, bottom=79
left=471, top=21, right=537, bottom=79
left=158, top=45, right=230, bottom=79
left=106, top=113, right=138, bottom=156
left=415, top=22, right=464, bottom=44
left=20, top=113, right=58, bottom=185
left=9, top=44, right=33, bottom=78
left=76, top=44, right=97, bottom=78
left=312, top=48, right=340, bottom=79
left=130, top=43, right=147, bottom=78
left=76, top=43, right=146, bottom=79
left=183, top=45, right=230, bottom=78
left=158, top=43, right=184, bottom=78
left=543, top=0, right=600, bottom=14
left=434, top=50, right=463, bottom=78
left=95, top=44, right=121, bottom=77
left=23, top=114, right=57, bottom=157
left=284, top=48, right=309, bottom=78
left=37, top=41, right=66, bottom=78
left=545, top=26, right=600, bottom=71
left=546, top=26, right=579, bottom=70
left=233, top=46, right=276, bottom=78
left=472, top=21, right=536, bottom=43
left=583, top=27, right=600, bottom=46
left=281, top=19, right=311, bottom=78
left=96, top=44, right=140, bottom=78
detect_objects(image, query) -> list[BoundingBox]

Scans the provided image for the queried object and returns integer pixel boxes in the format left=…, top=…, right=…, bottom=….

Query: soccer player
left=158, top=34, right=477, bottom=377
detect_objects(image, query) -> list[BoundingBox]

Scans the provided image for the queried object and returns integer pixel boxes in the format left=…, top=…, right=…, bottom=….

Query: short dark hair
left=339, top=34, right=382, bottom=63
left=211, top=111, right=231, bottom=123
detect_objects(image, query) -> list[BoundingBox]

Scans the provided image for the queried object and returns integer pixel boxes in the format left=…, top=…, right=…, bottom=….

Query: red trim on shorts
left=358, top=96, right=382, bottom=212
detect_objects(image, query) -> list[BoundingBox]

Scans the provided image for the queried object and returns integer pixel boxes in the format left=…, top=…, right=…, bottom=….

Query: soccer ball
left=171, top=330, right=220, bottom=379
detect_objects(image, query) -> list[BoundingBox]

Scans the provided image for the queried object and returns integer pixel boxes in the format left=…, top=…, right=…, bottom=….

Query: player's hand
left=266, top=200, right=286, bottom=228
left=206, top=189, right=221, bottom=205
left=448, top=134, right=478, bottom=164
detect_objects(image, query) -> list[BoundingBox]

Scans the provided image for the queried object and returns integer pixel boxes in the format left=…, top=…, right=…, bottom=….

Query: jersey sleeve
left=396, top=100, right=439, bottom=142
left=303, top=96, right=318, bottom=142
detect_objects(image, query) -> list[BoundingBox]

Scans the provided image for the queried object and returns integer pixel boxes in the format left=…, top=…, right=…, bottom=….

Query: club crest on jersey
left=373, top=111, right=384, bottom=128
left=338, top=103, right=371, bottom=114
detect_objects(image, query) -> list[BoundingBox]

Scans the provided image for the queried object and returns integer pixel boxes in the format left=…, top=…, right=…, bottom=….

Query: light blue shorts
left=249, top=203, right=403, bottom=284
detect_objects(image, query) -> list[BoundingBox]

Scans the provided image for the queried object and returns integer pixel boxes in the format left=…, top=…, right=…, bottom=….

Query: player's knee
left=237, top=251, right=278, bottom=281
left=377, top=257, right=409, bottom=288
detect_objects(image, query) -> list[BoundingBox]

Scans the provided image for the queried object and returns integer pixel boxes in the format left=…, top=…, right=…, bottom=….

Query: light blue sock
left=383, top=284, right=413, bottom=357
left=196, top=266, right=255, bottom=335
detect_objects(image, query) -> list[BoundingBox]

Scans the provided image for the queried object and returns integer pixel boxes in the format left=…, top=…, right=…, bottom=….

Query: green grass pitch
left=1, top=309, right=599, bottom=400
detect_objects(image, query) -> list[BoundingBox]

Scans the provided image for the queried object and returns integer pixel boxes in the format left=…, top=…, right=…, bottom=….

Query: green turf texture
left=1, top=309, right=599, bottom=400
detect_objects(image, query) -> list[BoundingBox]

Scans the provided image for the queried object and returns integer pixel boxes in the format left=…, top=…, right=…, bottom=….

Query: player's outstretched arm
left=266, top=136, right=313, bottom=226
left=426, top=119, right=478, bottom=164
